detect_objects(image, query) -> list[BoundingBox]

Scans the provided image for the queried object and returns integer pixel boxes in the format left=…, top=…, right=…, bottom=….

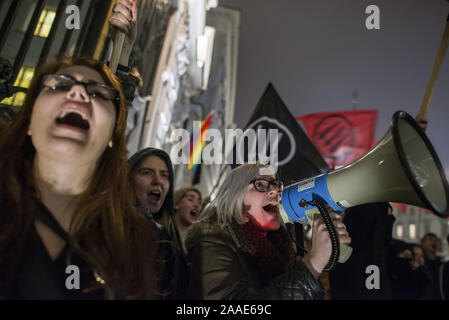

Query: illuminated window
left=396, top=224, right=403, bottom=239
left=409, top=224, right=416, bottom=240
left=34, top=9, right=56, bottom=38
left=1, top=67, right=35, bottom=106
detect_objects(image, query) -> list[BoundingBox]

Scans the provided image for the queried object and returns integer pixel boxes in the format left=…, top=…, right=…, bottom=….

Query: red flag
left=297, top=110, right=377, bottom=168
left=391, top=202, right=435, bottom=215
left=391, top=202, right=408, bottom=214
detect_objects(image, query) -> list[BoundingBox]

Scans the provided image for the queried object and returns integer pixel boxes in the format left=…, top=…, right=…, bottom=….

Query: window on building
left=409, top=223, right=416, bottom=240
left=34, top=9, right=56, bottom=38
left=1, top=67, right=35, bottom=106
left=396, top=224, right=403, bottom=239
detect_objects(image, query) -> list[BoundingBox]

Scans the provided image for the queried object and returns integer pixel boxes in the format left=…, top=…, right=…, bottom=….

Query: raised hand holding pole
left=109, top=0, right=134, bottom=74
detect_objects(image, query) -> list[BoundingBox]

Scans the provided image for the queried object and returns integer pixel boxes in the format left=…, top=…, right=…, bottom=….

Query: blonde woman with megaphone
left=185, top=162, right=351, bottom=300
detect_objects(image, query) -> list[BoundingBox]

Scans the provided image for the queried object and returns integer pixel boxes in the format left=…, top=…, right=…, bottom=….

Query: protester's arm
left=302, top=213, right=351, bottom=279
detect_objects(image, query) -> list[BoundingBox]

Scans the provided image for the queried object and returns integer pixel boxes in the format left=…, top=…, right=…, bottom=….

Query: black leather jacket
left=186, top=218, right=325, bottom=300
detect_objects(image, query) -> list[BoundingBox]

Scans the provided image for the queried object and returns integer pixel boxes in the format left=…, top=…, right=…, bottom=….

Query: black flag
left=231, top=83, right=329, bottom=184
left=229, top=83, right=330, bottom=257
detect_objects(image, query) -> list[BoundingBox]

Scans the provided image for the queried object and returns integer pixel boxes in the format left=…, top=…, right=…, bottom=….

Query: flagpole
left=109, top=0, right=134, bottom=74
left=417, top=13, right=449, bottom=119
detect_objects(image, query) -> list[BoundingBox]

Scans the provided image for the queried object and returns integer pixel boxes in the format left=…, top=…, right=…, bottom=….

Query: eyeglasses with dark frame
left=41, top=74, right=120, bottom=105
left=249, top=178, right=283, bottom=193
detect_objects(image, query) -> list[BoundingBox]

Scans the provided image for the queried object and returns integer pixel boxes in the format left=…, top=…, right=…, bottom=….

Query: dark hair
left=0, top=56, right=156, bottom=299
left=128, top=147, right=175, bottom=216
left=421, top=233, right=438, bottom=244
left=389, top=240, right=412, bottom=257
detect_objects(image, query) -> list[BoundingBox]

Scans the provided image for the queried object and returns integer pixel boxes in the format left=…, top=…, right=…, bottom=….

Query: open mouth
left=190, top=209, right=200, bottom=219
left=56, top=108, right=90, bottom=131
left=263, top=203, right=279, bottom=215
left=148, top=191, right=161, bottom=202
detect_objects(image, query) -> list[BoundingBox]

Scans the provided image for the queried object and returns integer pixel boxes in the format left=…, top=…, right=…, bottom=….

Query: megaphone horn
left=281, top=110, right=449, bottom=222
left=279, top=111, right=449, bottom=270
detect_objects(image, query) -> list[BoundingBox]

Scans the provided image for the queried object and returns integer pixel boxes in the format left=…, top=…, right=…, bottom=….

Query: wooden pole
left=417, top=14, right=449, bottom=119
left=109, top=0, right=133, bottom=74
left=93, top=1, right=116, bottom=60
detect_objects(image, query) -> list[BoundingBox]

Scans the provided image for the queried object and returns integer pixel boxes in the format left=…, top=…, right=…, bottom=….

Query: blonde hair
left=199, top=162, right=274, bottom=227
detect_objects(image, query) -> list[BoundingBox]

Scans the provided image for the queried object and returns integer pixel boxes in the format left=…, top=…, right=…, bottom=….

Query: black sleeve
left=116, top=69, right=140, bottom=107
left=263, top=257, right=325, bottom=300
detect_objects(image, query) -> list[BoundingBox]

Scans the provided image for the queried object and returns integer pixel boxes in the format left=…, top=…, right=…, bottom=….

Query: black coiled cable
left=310, top=199, right=340, bottom=272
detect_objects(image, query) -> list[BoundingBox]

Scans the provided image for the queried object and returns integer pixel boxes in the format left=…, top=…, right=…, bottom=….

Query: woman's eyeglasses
left=41, top=74, right=120, bottom=104
left=249, top=178, right=283, bottom=193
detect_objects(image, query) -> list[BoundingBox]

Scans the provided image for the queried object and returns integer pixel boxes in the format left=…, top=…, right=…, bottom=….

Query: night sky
left=221, top=0, right=449, bottom=178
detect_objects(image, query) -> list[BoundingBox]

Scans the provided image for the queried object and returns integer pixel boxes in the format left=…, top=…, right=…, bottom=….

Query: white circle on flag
left=245, top=116, right=296, bottom=166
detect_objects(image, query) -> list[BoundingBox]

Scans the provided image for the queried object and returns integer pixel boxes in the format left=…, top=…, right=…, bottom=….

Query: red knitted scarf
left=231, top=219, right=296, bottom=278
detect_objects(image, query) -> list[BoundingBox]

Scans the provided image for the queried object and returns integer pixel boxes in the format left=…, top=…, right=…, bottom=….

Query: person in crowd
left=329, top=202, right=395, bottom=300
left=0, top=0, right=160, bottom=299
left=386, top=240, right=430, bottom=299
left=117, top=0, right=187, bottom=299
left=410, top=243, right=426, bottom=270
left=410, top=243, right=432, bottom=299
left=128, top=148, right=174, bottom=222
left=128, top=147, right=189, bottom=299
left=0, top=55, right=158, bottom=299
left=421, top=233, right=443, bottom=299
left=185, top=162, right=351, bottom=300
left=173, top=187, right=203, bottom=254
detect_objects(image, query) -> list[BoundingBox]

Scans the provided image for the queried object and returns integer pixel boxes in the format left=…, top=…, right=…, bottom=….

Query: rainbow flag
left=188, top=111, right=213, bottom=172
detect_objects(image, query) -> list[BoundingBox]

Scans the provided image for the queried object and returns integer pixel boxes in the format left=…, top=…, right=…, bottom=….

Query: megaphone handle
left=310, top=199, right=352, bottom=271
left=339, top=243, right=353, bottom=264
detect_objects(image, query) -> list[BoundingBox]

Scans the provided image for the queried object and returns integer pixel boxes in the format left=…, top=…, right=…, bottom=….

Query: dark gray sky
left=220, top=0, right=449, bottom=177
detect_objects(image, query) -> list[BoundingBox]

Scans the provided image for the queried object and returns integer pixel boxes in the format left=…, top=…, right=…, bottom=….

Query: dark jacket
left=128, top=148, right=189, bottom=299
left=386, top=240, right=430, bottom=300
left=423, top=253, right=443, bottom=300
left=440, top=261, right=449, bottom=300
left=329, top=202, right=395, bottom=300
left=2, top=200, right=105, bottom=299
left=186, top=216, right=325, bottom=300
left=116, top=67, right=140, bottom=107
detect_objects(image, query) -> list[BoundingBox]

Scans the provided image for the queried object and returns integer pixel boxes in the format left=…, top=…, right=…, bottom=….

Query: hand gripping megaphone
left=279, top=111, right=449, bottom=271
